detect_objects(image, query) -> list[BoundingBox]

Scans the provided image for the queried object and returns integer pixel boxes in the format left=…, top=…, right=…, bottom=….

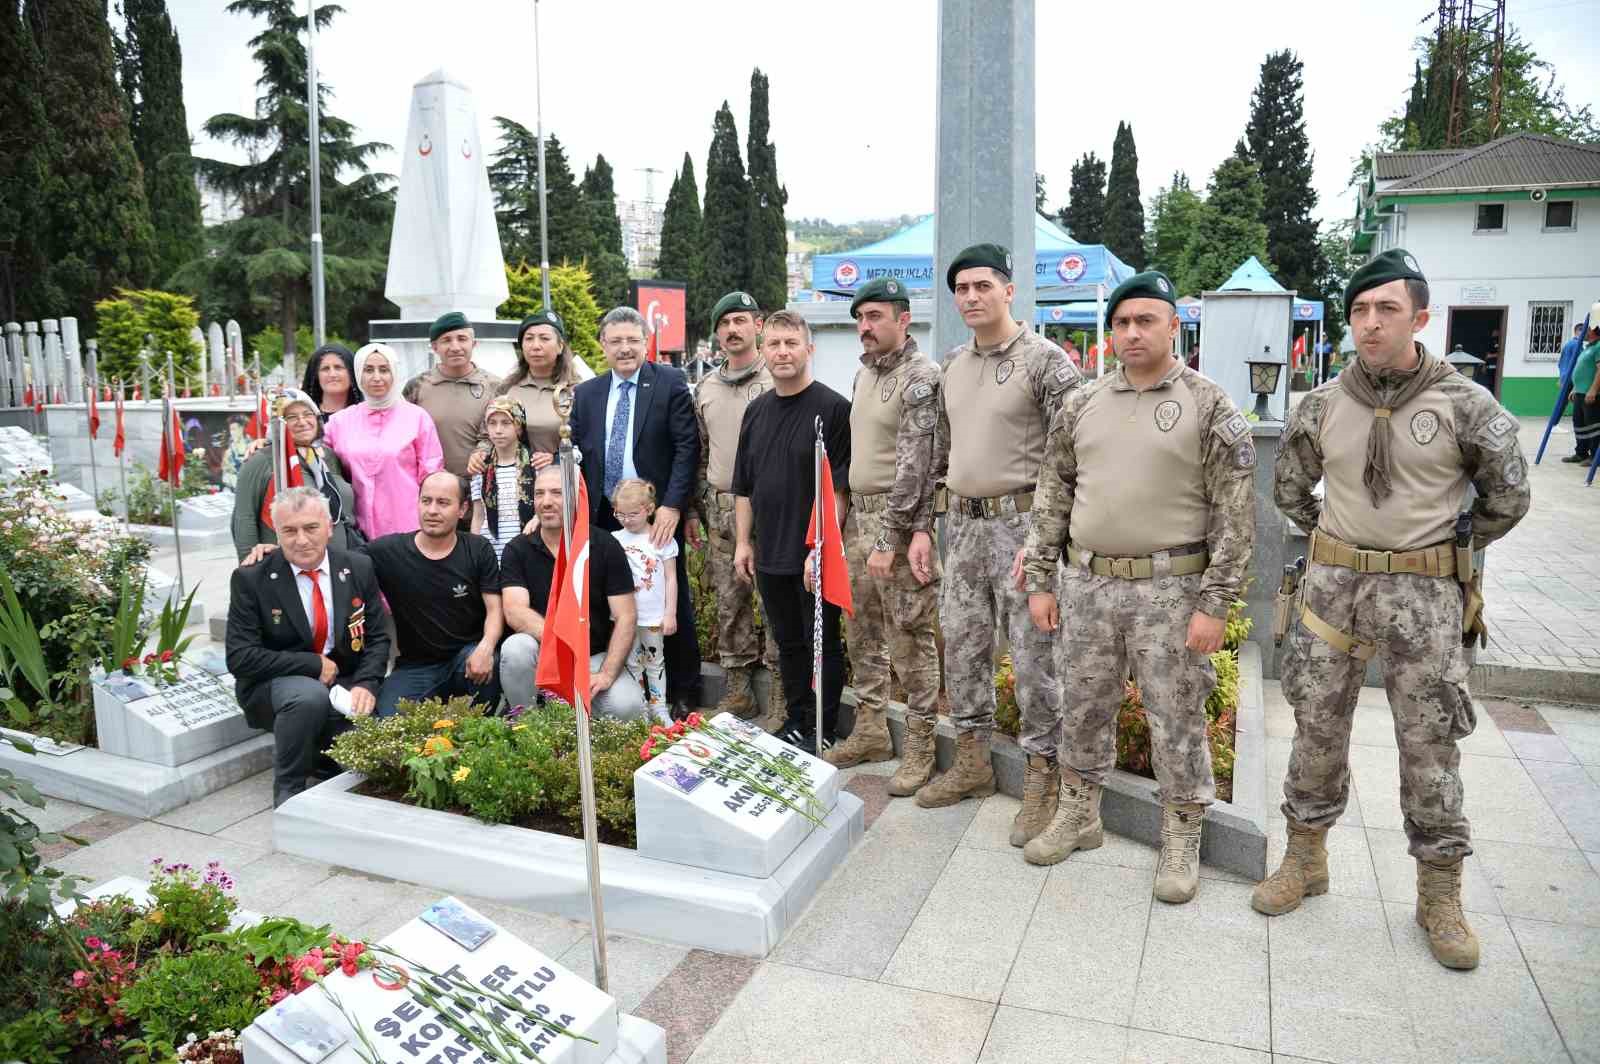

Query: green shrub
left=119, top=950, right=261, bottom=1051
left=499, top=262, right=605, bottom=372
left=93, top=288, right=203, bottom=388
left=327, top=695, right=484, bottom=792
left=129, top=859, right=237, bottom=952
left=0, top=1008, right=71, bottom=1064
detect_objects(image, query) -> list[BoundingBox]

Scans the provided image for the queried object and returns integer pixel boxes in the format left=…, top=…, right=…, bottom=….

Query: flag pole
left=85, top=341, right=101, bottom=508
left=164, top=354, right=186, bottom=599
left=115, top=377, right=130, bottom=531
left=554, top=383, right=608, bottom=992
left=533, top=0, right=552, bottom=312
left=813, top=415, right=825, bottom=758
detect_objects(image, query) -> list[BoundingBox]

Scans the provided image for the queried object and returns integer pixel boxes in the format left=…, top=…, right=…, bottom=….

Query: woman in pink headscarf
left=322, top=342, right=444, bottom=539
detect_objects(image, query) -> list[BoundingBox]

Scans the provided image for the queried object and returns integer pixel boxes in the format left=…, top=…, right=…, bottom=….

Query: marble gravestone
left=177, top=491, right=236, bottom=533
left=92, top=647, right=258, bottom=767
left=633, top=713, right=841, bottom=879
left=0, top=436, right=51, bottom=478
left=43, top=480, right=95, bottom=514
left=242, top=897, right=652, bottom=1064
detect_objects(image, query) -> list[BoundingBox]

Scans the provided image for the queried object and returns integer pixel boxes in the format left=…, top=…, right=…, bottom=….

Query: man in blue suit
left=569, top=306, right=702, bottom=714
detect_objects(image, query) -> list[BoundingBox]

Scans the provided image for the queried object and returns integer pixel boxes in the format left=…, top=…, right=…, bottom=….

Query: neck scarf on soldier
left=716, top=354, right=766, bottom=385
left=861, top=335, right=918, bottom=372
left=1339, top=342, right=1455, bottom=508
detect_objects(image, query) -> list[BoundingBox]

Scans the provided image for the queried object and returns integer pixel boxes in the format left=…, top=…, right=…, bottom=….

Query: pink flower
left=84, top=936, right=103, bottom=949
left=339, top=942, right=366, bottom=977
left=72, top=970, right=90, bottom=987
left=639, top=738, right=656, bottom=761
left=160, top=649, right=175, bottom=663
left=269, top=986, right=288, bottom=1004
left=686, top=711, right=704, bottom=727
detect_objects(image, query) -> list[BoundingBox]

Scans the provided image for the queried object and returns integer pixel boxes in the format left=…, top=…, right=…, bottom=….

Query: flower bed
left=995, top=599, right=1251, bottom=802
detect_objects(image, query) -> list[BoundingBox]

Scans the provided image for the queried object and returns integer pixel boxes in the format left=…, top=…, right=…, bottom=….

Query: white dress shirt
left=603, top=367, right=641, bottom=483
left=295, top=552, right=335, bottom=654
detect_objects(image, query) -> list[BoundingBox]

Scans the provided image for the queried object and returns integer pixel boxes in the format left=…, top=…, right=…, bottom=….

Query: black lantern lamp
left=1446, top=345, right=1486, bottom=378
left=1246, top=345, right=1287, bottom=419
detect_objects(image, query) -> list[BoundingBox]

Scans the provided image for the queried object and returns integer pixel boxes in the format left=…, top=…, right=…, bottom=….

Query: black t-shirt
left=367, top=533, right=500, bottom=664
left=731, top=380, right=852, bottom=575
left=499, top=529, right=634, bottom=656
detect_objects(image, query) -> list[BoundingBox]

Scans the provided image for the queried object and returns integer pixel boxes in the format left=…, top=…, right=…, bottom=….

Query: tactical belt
left=707, top=490, right=738, bottom=510
left=1309, top=530, right=1456, bottom=578
left=853, top=491, right=890, bottom=513
left=948, top=489, right=1034, bottom=519
left=1066, top=541, right=1208, bottom=580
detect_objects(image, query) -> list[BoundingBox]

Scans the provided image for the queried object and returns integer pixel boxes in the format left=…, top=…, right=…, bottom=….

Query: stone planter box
left=275, top=771, right=864, bottom=958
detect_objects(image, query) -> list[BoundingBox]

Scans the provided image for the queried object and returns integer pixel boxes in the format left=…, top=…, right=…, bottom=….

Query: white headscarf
left=353, top=343, right=401, bottom=411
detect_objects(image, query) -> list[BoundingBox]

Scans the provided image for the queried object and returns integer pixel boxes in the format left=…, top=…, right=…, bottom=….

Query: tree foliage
left=31, top=0, right=156, bottom=328
left=1178, top=146, right=1273, bottom=294
left=579, top=153, right=629, bottom=309
left=1102, top=122, right=1145, bottom=269
left=1316, top=218, right=1359, bottom=349
left=1242, top=50, right=1324, bottom=301
left=656, top=153, right=705, bottom=344
left=1146, top=171, right=1202, bottom=287
left=0, top=3, right=58, bottom=321
left=1059, top=152, right=1106, bottom=244
left=744, top=68, right=789, bottom=312
left=700, top=101, right=750, bottom=322
left=498, top=262, right=604, bottom=372
left=93, top=287, right=202, bottom=384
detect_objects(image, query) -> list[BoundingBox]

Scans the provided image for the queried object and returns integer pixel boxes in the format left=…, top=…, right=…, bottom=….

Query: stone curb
left=0, top=732, right=274, bottom=818
left=1470, top=660, right=1600, bottom=706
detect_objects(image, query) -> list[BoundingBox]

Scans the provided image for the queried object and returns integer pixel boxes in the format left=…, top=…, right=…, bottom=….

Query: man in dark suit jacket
left=226, top=486, right=390, bottom=807
left=569, top=306, right=702, bottom=713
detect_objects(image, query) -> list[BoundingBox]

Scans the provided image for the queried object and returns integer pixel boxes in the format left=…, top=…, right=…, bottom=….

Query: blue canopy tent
left=1189, top=256, right=1328, bottom=379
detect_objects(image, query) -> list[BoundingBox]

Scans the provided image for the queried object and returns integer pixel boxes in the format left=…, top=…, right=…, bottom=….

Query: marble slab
left=633, top=712, right=840, bottom=879
left=177, top=491, right=236, bottom=532
left=91, top=653, right=258, bottom=767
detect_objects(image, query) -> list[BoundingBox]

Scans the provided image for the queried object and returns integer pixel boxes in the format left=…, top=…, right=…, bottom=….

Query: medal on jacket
left=348, top=599, right=366, bottom=652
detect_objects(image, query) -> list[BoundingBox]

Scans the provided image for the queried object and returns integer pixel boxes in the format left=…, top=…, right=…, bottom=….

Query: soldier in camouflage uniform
left=687, top=292, right=782, bottom=727
left=825, top=277, right=944, bottom=791
left=1021, top=270, right=1255, bottom=904
left=402, top=311, right=501, bottom=478
left=921, top=243, right=1078, bottom=836
left=1255, top=249, right=1531, bottom=970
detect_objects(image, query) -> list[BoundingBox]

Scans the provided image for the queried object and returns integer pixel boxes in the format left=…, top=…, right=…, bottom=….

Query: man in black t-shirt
left=371, top=471, right=504, bottom=715
left=498, top=463, right=647, bottom=718
left=732, top=309, right=852, bottom=748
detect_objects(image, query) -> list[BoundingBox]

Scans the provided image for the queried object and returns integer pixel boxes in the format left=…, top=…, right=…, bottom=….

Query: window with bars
left=1526, top=301, right=1570, bottom=362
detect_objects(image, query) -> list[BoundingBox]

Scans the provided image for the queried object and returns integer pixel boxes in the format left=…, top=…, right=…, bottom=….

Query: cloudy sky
left=171, top=0, right=1599, bottom=228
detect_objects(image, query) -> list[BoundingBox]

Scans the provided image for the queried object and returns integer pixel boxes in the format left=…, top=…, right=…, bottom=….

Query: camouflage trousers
left=942, top=510, right=1062, bottom=756
left=1279, top=563, right=1474, bottom=863
left=843, top=502, right=942, bottom=723
left=1058, top=565, right=1216, bottom=805
left=705, top=495, right=778, bottom=671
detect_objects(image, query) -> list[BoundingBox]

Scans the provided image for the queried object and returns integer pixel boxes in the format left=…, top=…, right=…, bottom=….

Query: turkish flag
left=157, top=400, right=185, bottom=486
left=804, top=454, right=853, bottom=617
left=645, top=325, right=659, bottom=364
left=1291, top=333, right=1307, bottom=369
left=245, top=388, right=270, bottom=439
left=23, top=384, right=36, bottom=412
left=87, top=382, right=100, bottom=439
left=113, top=388, right=126, bottom=457
left=259, top=431, right=306, bottom=531
left=536, top=475, right=594, bottom=711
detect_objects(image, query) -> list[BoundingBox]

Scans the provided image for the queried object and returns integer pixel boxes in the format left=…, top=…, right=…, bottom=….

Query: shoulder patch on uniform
left=1476, top=410, right=1518, bottom=450
left=906, top=380, right=935, bottom=405
left=1484, top=412, right=1515, bottom=439
left=912, top=406, right=937, bottom=432
left=1214, top=411, right=1251, bottom=445
left=1233, top=440, right=1257, bottom=471
left=1502, top=453, right=1526, bottom=486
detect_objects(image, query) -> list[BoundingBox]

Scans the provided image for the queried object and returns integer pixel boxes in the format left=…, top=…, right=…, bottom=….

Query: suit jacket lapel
left=269, top=551, right=314, bottom=649
left=630, top=362, right=656, bottom=446
left=590, top=374, right=611, bottom=470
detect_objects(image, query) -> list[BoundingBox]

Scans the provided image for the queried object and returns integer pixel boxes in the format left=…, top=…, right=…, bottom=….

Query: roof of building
left=1377, top=133, right=1600, bottom=193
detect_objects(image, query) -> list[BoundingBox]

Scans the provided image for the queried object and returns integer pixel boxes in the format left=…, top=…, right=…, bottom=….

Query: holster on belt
left=1455, top=511, right=1488, bottom=649
left=1273, top=557, right=1305, bottom=647
left=934, top=486, right=948, bottom=516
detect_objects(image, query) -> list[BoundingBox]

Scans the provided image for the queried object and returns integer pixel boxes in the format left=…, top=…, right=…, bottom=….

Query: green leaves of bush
left=119, top=950, right=261, bottom=1050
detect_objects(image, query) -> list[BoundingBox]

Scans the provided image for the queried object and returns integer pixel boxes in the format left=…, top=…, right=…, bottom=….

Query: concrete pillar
left=42, top=320, right=65, bottom=404
left=225, top=320, right=243, bottom=397
left=206, top=322, right=225, bottom=392
left=931, top=0, right=1036, bottom=362
left=60, top=317, right=82, bottom=401
left=2, top=322, right=18, bottom=406
left=24, top=322, right=43, bottom=405
left=1248, top=423, right=1290, bottom=680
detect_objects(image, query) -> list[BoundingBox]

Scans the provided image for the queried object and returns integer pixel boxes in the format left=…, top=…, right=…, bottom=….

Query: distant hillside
left=791, top=214, right=924, bottom=255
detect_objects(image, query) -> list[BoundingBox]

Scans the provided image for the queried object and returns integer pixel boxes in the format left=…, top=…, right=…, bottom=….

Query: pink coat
left=323, top=400, right=444, bottom=539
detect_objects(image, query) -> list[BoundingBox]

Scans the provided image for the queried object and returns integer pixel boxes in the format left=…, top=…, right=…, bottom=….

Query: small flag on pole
left=805, top=452, right=853, bottom=618
left=88, top=381, right=100, bottom=439
left=536, top=475, right=594, bottom=711
left=246, top=387, right=270, bottom=439
left=157, top=399, right=184, bottom=486
left=113, top=386, right=126, bottom=457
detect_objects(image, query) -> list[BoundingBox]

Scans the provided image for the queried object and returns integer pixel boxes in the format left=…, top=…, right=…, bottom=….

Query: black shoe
left=780, top=727, right=831, bottom=752
left=669, top=700, right=692, bottom=723
left=1562, top=454, right=1588, bottom=463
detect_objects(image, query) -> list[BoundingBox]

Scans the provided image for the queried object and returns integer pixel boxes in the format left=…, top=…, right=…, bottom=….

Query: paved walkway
left=28, top=683, right=1600, bottom=1064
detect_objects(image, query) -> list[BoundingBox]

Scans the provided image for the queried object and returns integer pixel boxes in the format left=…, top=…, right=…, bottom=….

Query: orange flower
left=432, top=719, right=456, bottom=730
left=422, top=735, right=455, bottom=756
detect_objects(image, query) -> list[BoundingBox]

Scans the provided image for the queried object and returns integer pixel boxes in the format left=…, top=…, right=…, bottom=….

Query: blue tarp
left=812, top=214, right=1136, bottom=301
left=1203, top=256, right=1325, bottom=321
left=1034, top=302, right=1102, bottom=326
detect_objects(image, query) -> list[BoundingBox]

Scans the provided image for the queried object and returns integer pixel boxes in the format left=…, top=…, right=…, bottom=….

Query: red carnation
left=159, top=650, right=175, bottom=663
left=352, top=597, right=363, bottom=608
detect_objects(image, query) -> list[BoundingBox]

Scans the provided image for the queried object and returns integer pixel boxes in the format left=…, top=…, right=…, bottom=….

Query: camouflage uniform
left=694, top=359, right=778, bottom=672
left=1023, top=362, right=1256, bottom=803
left=845, top=337, right=943, bottom=725
left=1274, top=350, right=1531, bottom=863
left=403, top=365, right=501, bottom=476
left=933, top=325, right=1079, bottom=756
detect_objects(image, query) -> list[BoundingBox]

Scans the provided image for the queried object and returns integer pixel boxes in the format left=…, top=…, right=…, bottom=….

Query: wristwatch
left=873, top=532, right=893, bottom=554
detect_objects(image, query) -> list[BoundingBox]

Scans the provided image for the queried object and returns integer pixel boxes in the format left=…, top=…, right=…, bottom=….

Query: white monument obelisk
left=377, top=69, right=513, bottom=380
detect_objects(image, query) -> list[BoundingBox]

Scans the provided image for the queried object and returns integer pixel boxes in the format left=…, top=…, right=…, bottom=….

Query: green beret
left=1344, top=248, right=1427, bottom=318
left=429, top=310, right=471, bottom=342
left=946, top=243, right=1013, bottom=291
left=711, top=291, right=760, bottom=329
left=1104, top=270, right=1177, bottom=325
left=517, top=310, right=566, bottom=346
left=849, top=277, right=910, bottom=317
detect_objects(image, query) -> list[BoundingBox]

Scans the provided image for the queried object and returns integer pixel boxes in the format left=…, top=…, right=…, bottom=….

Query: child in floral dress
left=609, top=478, right=677, bottom=722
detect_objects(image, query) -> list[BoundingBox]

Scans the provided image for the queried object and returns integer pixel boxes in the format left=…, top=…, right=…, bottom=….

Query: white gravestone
left=243, top=897, right=628, bottom=1064
left=0, top=439, right=52, bottom=478
left=42, top=480, right=95, bottom=514
left=177, top=490, right=236, bottom=532
left=92, top=649, right=258, bottom=767
left=633, top=712, right=841, bottom=878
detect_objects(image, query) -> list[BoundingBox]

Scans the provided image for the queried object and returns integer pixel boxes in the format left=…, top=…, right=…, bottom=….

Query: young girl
left=610, top=478, right=678, bottom=723
left=470, top=398, right=536, bottom=562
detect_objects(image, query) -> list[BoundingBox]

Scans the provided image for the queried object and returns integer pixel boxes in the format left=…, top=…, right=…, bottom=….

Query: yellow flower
left=432, top=719, right=456, bottom=730
left=148, top=909, right=165, bottom=925
left=452, top=765, right=471, bottom=783
left=422, top=735, right=455, bottom=756
left=511, top=723, right=526, bottom=731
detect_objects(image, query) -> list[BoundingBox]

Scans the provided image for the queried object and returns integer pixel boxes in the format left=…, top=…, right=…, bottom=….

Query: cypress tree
left=31, top=0, right=156, bottom=325
left=121, top=0, right=203, bottom=287
left=1243, top=51, right=1324, bottom=300
left=744, top=68, right=788, bottom=312
left=1058, top=151, right=1105, bottom=244
left=540, top=135, right=591, bottom=269
left=1146, top=171, right=1202, bottom=292
left=656, top=153, right=705, bottom=344
left=0, top=3, right=59, bottom=320
left=579, top=153, right=629, bottom=308
left=1179, top=149, right=1273, bottom=294
left=700, top=101, right=749, bottom=323
left=1101, top=121, right=1146, bottom=268
left=487, top=116, right=541, bottom=267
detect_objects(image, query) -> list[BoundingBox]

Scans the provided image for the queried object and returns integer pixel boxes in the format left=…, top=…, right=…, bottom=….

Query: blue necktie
left=605, top=380, right=632, bottom=499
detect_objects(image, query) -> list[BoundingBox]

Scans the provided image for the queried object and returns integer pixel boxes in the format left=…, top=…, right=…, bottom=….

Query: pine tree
left=31, top=0, right=156, bottom=326
left=1243, top=51, right=1324, bottom=300
left=1146, top=171, right=1202, bottom=291
left=1059, top=152, right=1105, bottom=244
left=1034, top=173, right=1048, bottom=213
left=0, top=3, right=59, bottom=320
left=1179, top=148, right=1273, bottom=294
left=700, top=101, right=749, bottom=322
left=579, top=153, right=629, bottom=308
left=487, top=123, right=590, bottom=274
left=120, top=0, right=203, bottom=287
left=181, top=0, right=393, bottom=361
left=656, top=153, right=705, bottom=344
left=744, top=68, right=788, bottom=311
left=1101, top=122, right=1145, bottom=268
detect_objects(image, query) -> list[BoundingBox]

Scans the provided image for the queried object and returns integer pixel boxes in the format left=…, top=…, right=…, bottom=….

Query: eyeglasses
left=284, top=413, right=319, bottom=424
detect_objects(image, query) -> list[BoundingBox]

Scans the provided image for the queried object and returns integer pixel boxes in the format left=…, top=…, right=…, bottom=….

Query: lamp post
left=1246, top=346, right=1287, bottom=420
left=1446, top=345, right=1486, bottom=381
